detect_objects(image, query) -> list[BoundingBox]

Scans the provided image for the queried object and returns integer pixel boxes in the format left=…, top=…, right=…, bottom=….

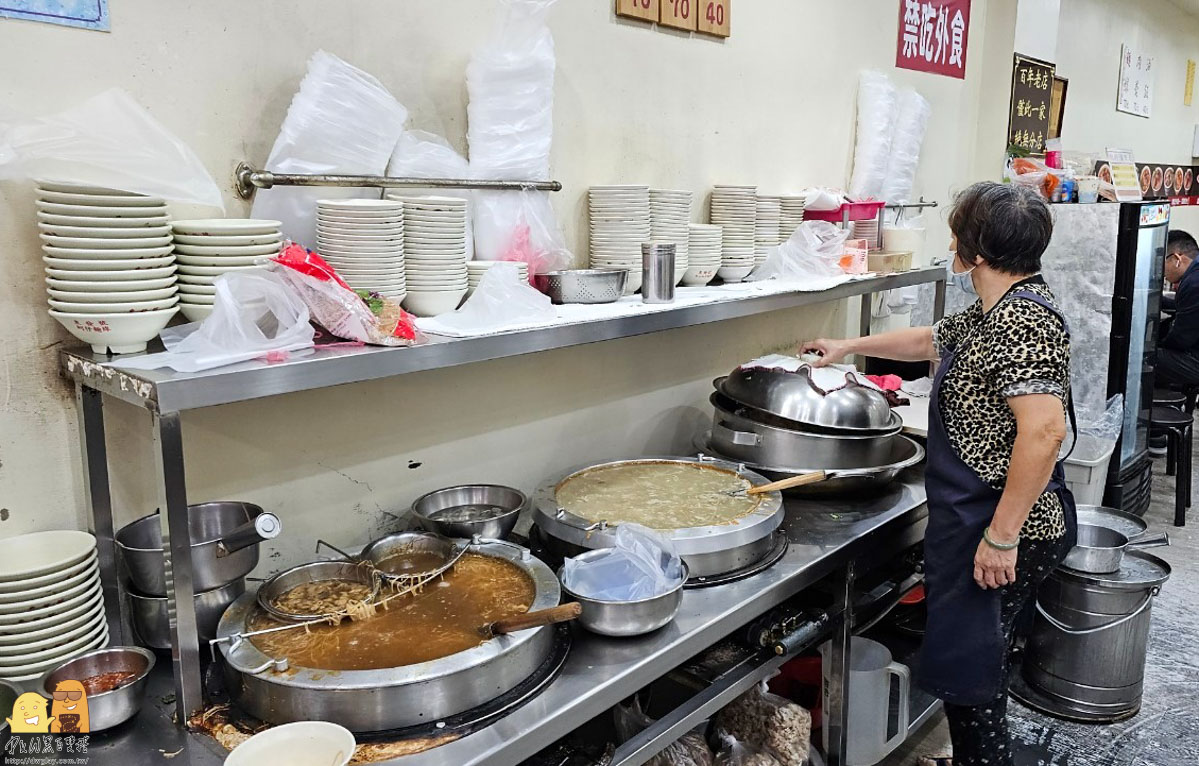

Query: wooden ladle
left=480, top=602, right=582, bottom=638
left=726, top=470, right=858, bottom=496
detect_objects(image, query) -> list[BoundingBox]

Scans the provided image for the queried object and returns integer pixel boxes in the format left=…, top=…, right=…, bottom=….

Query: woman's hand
left=798, top=338, right=854, bottom=367
left=974, top=539, right=1018, bottom=589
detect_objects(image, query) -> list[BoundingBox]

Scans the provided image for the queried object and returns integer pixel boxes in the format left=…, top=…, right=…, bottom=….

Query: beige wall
left=0, top=1, right=1014, bottom=572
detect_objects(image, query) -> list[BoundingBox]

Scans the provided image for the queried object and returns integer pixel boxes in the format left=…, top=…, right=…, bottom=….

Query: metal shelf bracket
left=233, top=162, right=562, bottom=200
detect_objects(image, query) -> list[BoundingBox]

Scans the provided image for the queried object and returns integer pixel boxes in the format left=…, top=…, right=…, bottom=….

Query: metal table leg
left=152, top=411, right=203, bottom=724
left=824, top=562, right=856, bottom=766
left=859, top=292, right=874, bottom=338
left=76, top=385, right=127, bottom=643
left=932, top=278, right=947, bottom=321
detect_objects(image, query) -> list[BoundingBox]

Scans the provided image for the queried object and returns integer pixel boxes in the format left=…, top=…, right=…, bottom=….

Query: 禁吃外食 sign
left=896, top=0, right=971, bottom=80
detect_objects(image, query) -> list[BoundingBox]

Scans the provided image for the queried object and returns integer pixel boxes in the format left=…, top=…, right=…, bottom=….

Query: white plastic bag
left=749, top=221, right=850, bottom=281
left=880, top=88, right=930, bottom=205
left=713, top=734, right=782, bottom=766
left=430, top=263, right=554, bottom=331
left=112, top=271, right=313, bottom=373
left=561, top=524, right=685, bottom=601
left=387, top=130, right=475, bottom=257
left=849, top=71, right=898, bottom=199
left=472, top=190, right=570, bottom=273
left=0, top=88, right=223, bottom=209
left=251, top=51, right=408, bottom=249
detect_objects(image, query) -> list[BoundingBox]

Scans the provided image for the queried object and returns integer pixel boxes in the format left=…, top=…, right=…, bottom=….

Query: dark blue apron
left=916, top=289, right=1078, bottom=706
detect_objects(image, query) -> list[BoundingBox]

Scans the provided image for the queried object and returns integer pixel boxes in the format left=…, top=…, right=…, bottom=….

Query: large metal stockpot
left=216, top=539, right=560, bottom=732
left=533, top=456, right=784, bottom=578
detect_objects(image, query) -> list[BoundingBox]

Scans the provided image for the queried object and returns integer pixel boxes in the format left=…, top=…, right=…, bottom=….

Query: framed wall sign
left=1117, top=43, right=1155, bottom=118
left=895, top=0, right=971, bottom=79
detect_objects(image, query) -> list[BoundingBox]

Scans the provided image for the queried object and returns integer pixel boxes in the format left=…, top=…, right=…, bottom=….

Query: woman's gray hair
left=948, top=181, right=1053, bottom=276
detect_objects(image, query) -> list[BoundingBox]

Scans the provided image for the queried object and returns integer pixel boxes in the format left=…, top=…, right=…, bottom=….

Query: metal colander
left=534, top=269, right=628, bottom=304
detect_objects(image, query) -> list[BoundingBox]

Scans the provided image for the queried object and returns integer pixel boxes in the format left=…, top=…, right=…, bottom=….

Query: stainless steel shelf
left=60, top=267, right=946, bottom=413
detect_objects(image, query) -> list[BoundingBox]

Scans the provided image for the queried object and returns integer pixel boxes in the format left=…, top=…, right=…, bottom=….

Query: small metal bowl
left=411, top=485, right=526, bottom=540
left=558, top=553, right=688, bottom=637
left=256, top=561, right=380, bottom=622
left=38, top=646, right=155, bottom=733
left=534, top=269, right=628, bottom=304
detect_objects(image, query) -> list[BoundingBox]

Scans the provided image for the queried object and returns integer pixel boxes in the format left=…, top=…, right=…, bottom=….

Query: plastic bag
left=112, top=271, right=313, bottom=373
left=473, top=190, right=570, bottom=274
left=749, top=221, right=850, bottom=281
left=251, top=51, right=408, bottom=249
left=715, top=681, right=812, bottom=766
left=713, top=734, right=782, bottom=766
left=849, top=71, right=898, bottom=199
left=269, top=244, right=420, bottom=346
left=386, top=130, right=475, bottom=256
left=562, top=524, right=685, bottom=601
left=0, top=88, right=223, bottom=209
left=1062, top=393, right=1124, bottom=460
left=614, top=698, right=713, bottom=766
left=879, top=88, right=931, bottom=205
left=429, top=263, right=554, bottom=331
left=1007, top=155, right=1063, bottom=200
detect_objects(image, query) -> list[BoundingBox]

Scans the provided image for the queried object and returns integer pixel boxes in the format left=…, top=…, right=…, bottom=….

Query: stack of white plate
left=171, top=220, right=283, bottom=322
left=467, top=261, right=529, bottom=297
left=754, top=196, right=782, bottom=265
left=852, top=218, right=881, bottom=250
left=683, top=224, right=723, bottom=286
left=0, top=531, right=106, bottom=682
left=710, top=185, right=757, bottom=282
left=316, top=199, right=405, bottom=300
left=589, top=185, right=651, bottom=294
left=393, top=196, right=469, bottom=317
left=37, top=181, right=179, bottom=354
left=778, top=194, right=807, bottom=242
left=649, top=189, right=692, bottom=285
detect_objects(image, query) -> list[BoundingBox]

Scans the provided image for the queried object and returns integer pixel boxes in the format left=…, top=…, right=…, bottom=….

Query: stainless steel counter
left=86, top=472, right=928, bottom=765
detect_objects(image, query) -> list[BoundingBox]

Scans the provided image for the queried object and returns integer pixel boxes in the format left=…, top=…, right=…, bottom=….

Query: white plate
left=44, top=255, right=175, bottom=271
left=316, top=199, right=403, bottom=211
left=0, top=623, right=108, bottom=671
left=49, top=308, right=178, bottom=354
left=329, top=267, right=406, bottom=277
left=178, top=284, right=217, bottom=295
left=41, top=234, right=173, bottom=249
left=316, top=214, right=404, bottom=225
left=171, top=233, right=282, bottom=246
left=0, top=587, right=101, bottom=629
left=317, top=233, right=404, bottom=243
left=0, top=600, right=102, bottom=646
left=171, top=219, right=282, bottom=236
left=45, top=266, right=177, bottom=282
left=38, top=213, right=171, bottom=228
left=42, top=244, right=173, bottom=260
left=179, top=294, right=215, bottom=305
left=176, top=264, right=265, bottom=277
left=0, top=610, right=105, bottom=657
left=0, top=551, right=97, bottom=595
left=0, top=561, right=99, bottom=605
left=172, top=243, right=280, bottom=257
left=316, top=209, right=405, bottom=220
left=177, top=274, right=216, bottom=285
left=316, top=224, right=404, bottom=235
left=395, top=195, right=467, bottom=207
left=38, top=223, right=172, bottom=239
left=48, top=287, right=177, bottom=303
left=175, top=254, right=271, bottom=267
left=39, top=190, right=164, bottom=206
left=36, top=180, right=146, bottom=195
left=0, top=575, right=99, bottom=616
left=179, top=304, right=214, bottom=322
left=49, top=297, right=179, bottom=313
left=0, top=531, right=95, bottom=582
left=36, top=201, right=169, bottom=217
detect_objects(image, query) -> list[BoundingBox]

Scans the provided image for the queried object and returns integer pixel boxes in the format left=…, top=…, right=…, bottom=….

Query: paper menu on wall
left=1117, top=43, right=1154, bottom=118
left=1106, top=148, right=1143, bottom=203
left=0, top=0, right=109, bottom=31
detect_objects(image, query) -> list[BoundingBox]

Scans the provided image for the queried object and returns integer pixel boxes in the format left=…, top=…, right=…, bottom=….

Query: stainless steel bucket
left=129, top=579, right=246, bottom=650
left=1023, top=550, right=1170, bottom=720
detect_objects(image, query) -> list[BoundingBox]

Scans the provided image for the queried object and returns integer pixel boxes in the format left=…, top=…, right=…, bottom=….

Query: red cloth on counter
left=865, top=373, right=904, bottom=391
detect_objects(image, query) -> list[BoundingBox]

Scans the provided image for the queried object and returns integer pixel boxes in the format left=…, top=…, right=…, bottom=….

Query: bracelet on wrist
left=983, top=526, right=1020, bottom=551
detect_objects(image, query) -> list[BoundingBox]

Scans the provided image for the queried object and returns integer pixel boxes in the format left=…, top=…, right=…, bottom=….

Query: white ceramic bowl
left=43, top=255, right=175, bottom=271
left=171, top=219, right=281, bottom=236
left=48, top=297, right=179, bottom=314
left=403, top=289, right=468, bottom=317
left=179, top=304, right=214, bottom=322
left=0, top=578, right=100, bottom=618
left=48, top=287, right=177, bottom=303
left=43, top=245, right=174, bottom=261
left=224, top=721, right=355, bottom=766
left=0, top=624, right=108, bottom=673
left=0, top=601, right=103, bottom=647
left=179, top=295, right=215, bottom=305
left=177, top=284, right=216, bottom=295
left=0, top=551, right=97, bottom=595
left=177, top=275, right=217, bottom=285
left=38, top=223, right=172, bottom=238
left=40, top=234, right=173, bottom=249
left=176, top=265, right=264, bottom=277
left=39, top=187, right=162, bottom=204
left=0, top=610, right=105, bottom=657
left=38, top=212, right=170, bottom=228
left=45, top=266, right=177, bottom=282
left=172, top=243, right=281, bottom=257
left=717, top=265, right=756, bottom=282
left=0, top=532, right=95, bottom=582
left=35, top=201, right=168, bottom=218
left=175, top=254, right=270, bottom=267
left=0, top=588, right=101, bottom=628
left=49, top=308, right=178, bottom=354
left=172, top=233, right=281, bottom=246
left=0, top=562, right=99, bottom=606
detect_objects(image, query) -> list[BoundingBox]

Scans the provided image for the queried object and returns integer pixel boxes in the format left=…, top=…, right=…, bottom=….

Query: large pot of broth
left=216, top=539, right=560, bottom=732
left=533, top=456, right=784, bottom=578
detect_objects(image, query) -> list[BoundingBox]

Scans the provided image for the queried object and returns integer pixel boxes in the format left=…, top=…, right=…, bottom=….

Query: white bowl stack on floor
left=171, top=219, right=283, bottom=323
left=0, top=531, right=106, bottom=682
left=754, top=196, right=782, bottom=265
left=778, top=194, right=807, bottom=242
left=467, top=261, right=529, bottom=297
left=37, top=181, right=179, bottom=354
left=852, top=218, right=881, bottom=250
left=683, top=224, right=723, bottom=286
left=649, top=189, right=692, bottom=285
left=316, top=199, right=405, bottom=301
left=589, top=185, right=650, bottom=294
left=393, top=196, right=469, bottom=317
left=709, top=185, right=757, bottom=283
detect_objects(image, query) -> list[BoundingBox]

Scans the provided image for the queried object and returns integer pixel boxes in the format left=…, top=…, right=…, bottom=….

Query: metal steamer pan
left=216, top=539, right=560, bottom=732
left=533, top=456, right=784, bottom=578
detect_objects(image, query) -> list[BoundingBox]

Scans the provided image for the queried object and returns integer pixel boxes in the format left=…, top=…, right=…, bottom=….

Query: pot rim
left=557, top=555, right=689, bottom=605
left=115, top=502, right=264, bottom=553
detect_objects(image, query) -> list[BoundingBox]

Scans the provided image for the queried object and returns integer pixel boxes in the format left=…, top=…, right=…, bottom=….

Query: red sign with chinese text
left=895, top=0, right=971, bottom=79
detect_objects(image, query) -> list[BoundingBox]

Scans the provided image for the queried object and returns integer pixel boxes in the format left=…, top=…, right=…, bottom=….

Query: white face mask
left=946, top=251, right=978, bottom=296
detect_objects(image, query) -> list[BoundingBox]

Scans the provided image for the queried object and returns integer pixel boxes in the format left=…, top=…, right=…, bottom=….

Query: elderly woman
left=802, top=182, right=1076, bottom=766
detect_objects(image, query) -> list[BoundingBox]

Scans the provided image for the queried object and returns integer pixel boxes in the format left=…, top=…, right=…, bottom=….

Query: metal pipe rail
left=233, top=162, right=562, bottom=199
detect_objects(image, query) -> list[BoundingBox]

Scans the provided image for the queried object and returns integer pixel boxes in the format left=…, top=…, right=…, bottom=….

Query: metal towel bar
left=234, top=161, right=562, bottom=199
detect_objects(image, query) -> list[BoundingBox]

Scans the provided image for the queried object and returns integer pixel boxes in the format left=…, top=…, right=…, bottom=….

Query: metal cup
left=641, top=242, right=676, bottom=304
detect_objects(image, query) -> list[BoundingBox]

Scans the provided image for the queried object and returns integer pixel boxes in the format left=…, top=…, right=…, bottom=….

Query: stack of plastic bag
left=748, top=221, right=850, bottom=282
left=251, top=51, right=408, bottom=249
left=879, top=89, right=930, bottom=205
left=561, top=524, right=685, bottom=601
left=848, top=71, right=898, bottom=199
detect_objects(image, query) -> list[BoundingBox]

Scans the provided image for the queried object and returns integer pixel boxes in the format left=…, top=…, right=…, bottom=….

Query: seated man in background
left=1157, top=229, right=1199, bottom=389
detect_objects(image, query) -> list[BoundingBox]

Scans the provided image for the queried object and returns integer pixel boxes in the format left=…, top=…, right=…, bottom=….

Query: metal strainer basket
left=534, top=269, right=628, bottom=304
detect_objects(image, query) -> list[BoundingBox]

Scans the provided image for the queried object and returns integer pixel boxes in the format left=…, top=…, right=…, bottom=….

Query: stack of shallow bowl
left=0, top=531, right=106, bottom=683
left=649, top=189, right=692, bottom=284
left=754, top=196, right=782, bottom=265
left=683, top=224, right=723, bottom=286
left=778, top=194, right=807, bottom=242
left=466, top=261, right=529, bottom=298
left=852, top=217, right=880, bottom=250
left=37, top=181, right=178, bottom=353
left=171, top=219, right=283, bottom=322
left=589, top=185, right=650, bottom=294
left=709, top=185, right=757, bottom=282
left=393, top=196, right=469, bottom=317
left=316, top=199, right=405, bottom=300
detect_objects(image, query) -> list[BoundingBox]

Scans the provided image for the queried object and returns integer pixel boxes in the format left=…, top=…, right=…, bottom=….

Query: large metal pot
left=129, top=579, right=246, bottom=650
left=116, top=502, right=280, bottom=596
left=217, top=539, right=560, bottom=732
left=533, top=456, right=784, bottom=578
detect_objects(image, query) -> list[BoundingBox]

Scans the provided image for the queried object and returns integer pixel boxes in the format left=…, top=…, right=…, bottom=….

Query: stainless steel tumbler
left=641, top=242, right=676, bottom=304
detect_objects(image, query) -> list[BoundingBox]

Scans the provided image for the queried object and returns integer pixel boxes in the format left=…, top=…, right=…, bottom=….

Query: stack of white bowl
left=778, top=194, right=807, bottom=242
left=589, top=185, right=650, bottom=294
left=393, top=196, right=469, bottom=316
left=38, top=181, right=179, bottom=354
left=683, top=224, right=723, bottom=286
left=316, top=199, right=405, bottom=300
left=0, top=531, right=106, bottom=682
left=709, top=185, right=757, bottom=282
left=754, top=196, right=782, bottom=265
left=171, top=220, right=283, bottom=322
left=649, top=189, right=692, bottom=285
left=467, top=261, right=529, bottom=298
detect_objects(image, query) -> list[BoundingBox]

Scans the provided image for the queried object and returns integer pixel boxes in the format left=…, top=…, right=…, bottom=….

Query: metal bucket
left=1023, top=550, right=1170, bottom=720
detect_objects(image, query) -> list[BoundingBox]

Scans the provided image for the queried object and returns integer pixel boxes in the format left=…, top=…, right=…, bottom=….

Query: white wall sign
left=1117, top=43, right=1154, bottom=118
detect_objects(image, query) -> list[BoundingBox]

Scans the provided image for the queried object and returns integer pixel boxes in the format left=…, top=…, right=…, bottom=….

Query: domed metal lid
left=717, top=366, right=897, bottom=432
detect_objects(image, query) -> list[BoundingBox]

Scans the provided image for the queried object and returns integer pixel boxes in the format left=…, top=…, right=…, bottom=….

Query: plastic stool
left=1165, top=383, right=1199, bottom=415
left=1154, top=388, right=1186, bottom=408
left=1151, top=405, right=1193, bottom=526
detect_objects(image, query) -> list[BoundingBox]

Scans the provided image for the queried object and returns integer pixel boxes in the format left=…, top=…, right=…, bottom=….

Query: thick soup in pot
left=555, top=461, right=760, bottom=530
left=248, top=554, right=535, bottom=670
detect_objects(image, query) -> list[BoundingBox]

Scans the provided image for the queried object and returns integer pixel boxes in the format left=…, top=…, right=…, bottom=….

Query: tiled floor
left=881, top=456, right=1199, bottom=766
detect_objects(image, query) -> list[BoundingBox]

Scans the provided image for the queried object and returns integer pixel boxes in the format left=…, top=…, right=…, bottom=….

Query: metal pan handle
left=1126, top=531, right=1170, bottom=550
left=216, top=512, right=282, bottom=557
left=712, top=422, right=762, bottom=446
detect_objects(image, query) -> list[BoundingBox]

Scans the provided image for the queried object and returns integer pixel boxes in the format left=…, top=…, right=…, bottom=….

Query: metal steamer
left=533, top=456, right=784, bottom=578
left=215, top=539, right=561, bottom=732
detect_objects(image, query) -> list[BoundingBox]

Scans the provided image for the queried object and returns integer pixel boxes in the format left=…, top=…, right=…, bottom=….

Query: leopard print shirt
left=931, top=278, right=1070, bottom=540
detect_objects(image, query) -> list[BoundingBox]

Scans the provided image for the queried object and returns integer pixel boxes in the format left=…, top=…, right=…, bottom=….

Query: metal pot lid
left=717, top=367, right=898, bottom=432
left=1054, top=549, right=1172, bottom=590
left=710, top=391, right=903, bottom=439
left=1075, top=505, right=1148, bottom=540
left=533, top=456, right=783, bottom=556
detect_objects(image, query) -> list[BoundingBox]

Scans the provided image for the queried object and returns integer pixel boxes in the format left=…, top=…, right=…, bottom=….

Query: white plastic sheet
left=429, top=263, right=554, bottom=332
left=749, top=221, right=849, bottom=281
left=848, top=71, right=898, bottom=199
left=387, top=129, right=475, bottom=256
left=880, top=88, right=930, bottom=205
left=561, top=524, right=685, bottom=601
left=0, top=88, right=223, bottom=209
